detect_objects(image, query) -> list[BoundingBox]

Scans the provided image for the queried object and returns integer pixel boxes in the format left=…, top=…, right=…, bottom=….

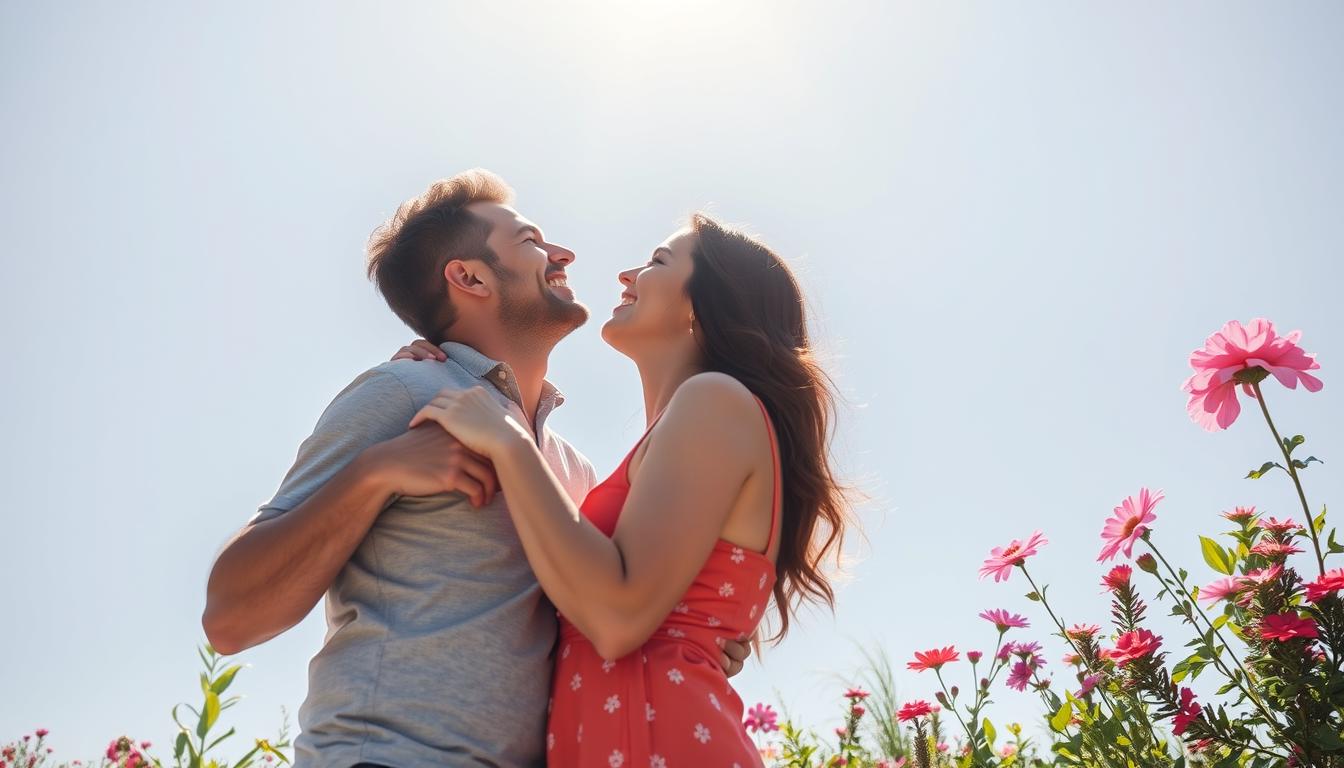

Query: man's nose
left=547, top=243, right=575, bottom=266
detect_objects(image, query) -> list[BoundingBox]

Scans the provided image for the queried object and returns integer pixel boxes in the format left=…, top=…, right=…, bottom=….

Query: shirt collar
left=438, top=341, right=566, bottom=409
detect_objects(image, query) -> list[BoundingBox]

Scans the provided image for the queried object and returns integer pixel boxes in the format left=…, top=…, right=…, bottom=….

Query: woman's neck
left=633, top=345, right=706, bottom=428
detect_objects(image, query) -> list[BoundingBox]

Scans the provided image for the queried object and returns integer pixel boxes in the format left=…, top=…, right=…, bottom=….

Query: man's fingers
left=446, top=471, right=486, bottom=507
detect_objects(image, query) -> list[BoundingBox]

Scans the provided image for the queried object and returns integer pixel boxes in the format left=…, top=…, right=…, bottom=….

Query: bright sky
left=3, top=1, right=1342, bottom=760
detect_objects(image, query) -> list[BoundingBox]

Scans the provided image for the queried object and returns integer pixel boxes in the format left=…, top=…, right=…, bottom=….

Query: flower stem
left=1250, top=381, right=1326, bottom=577
left=1143, top=537, right=1297, bottom=749
left=1018, top=568, right=1124, bottom=719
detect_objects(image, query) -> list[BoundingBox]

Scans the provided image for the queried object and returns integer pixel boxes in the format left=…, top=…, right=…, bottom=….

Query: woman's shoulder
left=661, top=372, right=762, bottom=436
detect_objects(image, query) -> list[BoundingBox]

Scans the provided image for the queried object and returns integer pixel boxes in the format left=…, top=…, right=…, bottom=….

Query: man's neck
left=447, top=330, right=553, bottom=428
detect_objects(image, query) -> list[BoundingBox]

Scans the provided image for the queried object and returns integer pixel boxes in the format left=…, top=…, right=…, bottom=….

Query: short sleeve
left=251, top=370, right=416, bottom=525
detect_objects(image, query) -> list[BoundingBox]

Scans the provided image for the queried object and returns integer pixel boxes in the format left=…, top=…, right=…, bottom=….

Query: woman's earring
left=689, top=312, right=696, bottom=335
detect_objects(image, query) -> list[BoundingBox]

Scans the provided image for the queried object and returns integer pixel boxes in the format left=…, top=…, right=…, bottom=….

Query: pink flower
left=1108, top=629, right=1162, bottom=667
left=1009, top=640, right=1043, bottom=657
left=1243, top=563, right=1284, bottom=587
left=851, top=705, right=866, bottom=718
left=1183, top=318, right=1322, bottom=431
left=1101, top=564, right=1132, bottom=591
left=1261, top=613, right=1319, bottom=641
left=34, top=731, right=47, bottom=740
left=966, top=650, right=983, bottom=664
left=1066, top=623, right=1101, bottom=640
left=979, top=609, right=1030, bottom=631
left=908, top=646, right=959, bottom=672
left=1305, top=569, right=1344, bottom=602
left=1076, top=674, right=1102, bottom=697
left=843, top=687, right=870, bottom=700
left=979, top=531, right=1048, bottom=582
left=744, top=703, right=778, bottom=733
left=1221, top=506, right=1257, bottom=523
left=1172, top=687, right=1202, bottom=735
left=1062, top=653, right=1081, bottom=665
left=1200, top=576, right=1243, bottom=604
left=1257, top=516, right=1301, bottom=535
left=1249, top=540, right=1303, bottom=559
left=1005, top=660, right=1034, bottom=691
left=1098, top=488, right=1163, bottom=562
left=897, top=700, right=933, bottom=722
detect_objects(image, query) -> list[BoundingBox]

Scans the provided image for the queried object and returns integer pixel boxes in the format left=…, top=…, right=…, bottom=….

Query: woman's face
left=601, top=227, right=698, bottom=354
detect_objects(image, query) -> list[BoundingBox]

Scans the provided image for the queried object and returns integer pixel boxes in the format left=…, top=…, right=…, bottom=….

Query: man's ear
left=444, top=260, right=493, bottom=299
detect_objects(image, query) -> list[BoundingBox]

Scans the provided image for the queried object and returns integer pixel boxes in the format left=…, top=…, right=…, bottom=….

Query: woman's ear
left=444, top=260, right=493, bottom=298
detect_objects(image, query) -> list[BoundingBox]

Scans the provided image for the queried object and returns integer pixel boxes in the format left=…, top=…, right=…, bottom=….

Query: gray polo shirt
left=252, top=342, right=596, bottom=768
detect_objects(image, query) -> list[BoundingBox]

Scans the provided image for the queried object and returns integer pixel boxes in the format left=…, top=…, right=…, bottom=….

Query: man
left=202, top=170, right=746, bottom=768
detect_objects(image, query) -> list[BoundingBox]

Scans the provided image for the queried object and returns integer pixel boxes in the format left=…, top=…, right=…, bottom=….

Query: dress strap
left=754, top=396, right=783, bottom=557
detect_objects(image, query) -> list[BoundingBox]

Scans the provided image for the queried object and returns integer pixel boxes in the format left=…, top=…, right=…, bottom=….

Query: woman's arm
left=411, top=372, right=764, bottom=659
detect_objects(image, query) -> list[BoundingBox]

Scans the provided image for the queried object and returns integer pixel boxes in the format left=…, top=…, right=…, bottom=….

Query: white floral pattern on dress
left=547, top=733, right=554, bottom=751
left=667, top=627, right=686, bottom=638
left=749, top=604, right=758, bottom=619
left=646, top=702, right=656, bottom=721
left=570, top=673, right=582, bottom=691
left=706, top=616, right=721, bottom=627
left=650, top=756, right=667, bottom=768
left=604, top=694, right=621, bottom=714
left=730, top=546, right=745, bottom=564
left=667, top=668, right=684, bottom=684
left=708, top=692, right=721, bottom=710
left=602, top=659, right=616, bottom=673
left=561, top=643, right=571, bottom=659
left=693, top=723, right=711, bottom=744
left=759, top=573, right=768, bottom=590
left=674, top=602, right=690, bottom=614
left=718, top=582, right=735, bottom=597
left=609, top=749, right=625, bottom=767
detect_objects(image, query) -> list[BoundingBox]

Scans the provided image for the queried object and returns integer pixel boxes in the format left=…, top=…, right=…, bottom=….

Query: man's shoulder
left=364, top=358, right=478, bottom=405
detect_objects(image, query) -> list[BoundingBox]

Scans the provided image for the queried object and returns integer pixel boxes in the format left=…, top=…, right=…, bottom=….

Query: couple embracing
left=202, top=169, right=851, bottom=768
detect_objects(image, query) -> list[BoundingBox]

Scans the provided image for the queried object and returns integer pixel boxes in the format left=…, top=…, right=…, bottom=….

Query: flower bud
left=935, top=691, right=948, bottom=706
left=1136, top=553, right=1158, bottom=574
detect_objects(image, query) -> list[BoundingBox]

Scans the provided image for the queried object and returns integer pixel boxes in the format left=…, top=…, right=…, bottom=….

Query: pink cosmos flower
left=844, top=687, right=870, bottom=700
left=979, top=531, right=1048, bottom=582
left=1183, top=318, right=1323, bottom=431
left=1172, top=687, right=1202, bottom=735
left=744, top=703, right=778, bottom=733
left=979, top=609, right=1030, bottom=631
left=1006, top=660, right=1034, bottom=691
left=1098, top=488, right=1163, bottom=562
left=1243, top=563, right=1284, bottom=587
left=1102, top=564, right=1132, bottom=592
left=1200, top=576, right=1243, bottom=604
left=1108, top=629, right=1162, bottom=667
left=1009, top=641, right=1043, bottom=657
left=966, top=650, right=983, bottom=664
left=1305, top=569, right=1344, bottom=602
left=908, top=646, right=959, bottom=672
left=897, top=700, right=933, bottom=722
left=1261, top=613, right=1319, bottom=641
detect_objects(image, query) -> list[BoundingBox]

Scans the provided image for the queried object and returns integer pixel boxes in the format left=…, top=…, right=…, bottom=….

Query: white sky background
left=2, top=0, right=1343, bottom=759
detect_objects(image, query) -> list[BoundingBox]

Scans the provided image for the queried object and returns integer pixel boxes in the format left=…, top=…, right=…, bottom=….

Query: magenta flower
left=844, top=687, right=870, bottom=700
left=979, top=531, right=1048, bottom=582
left=1305, top=569, right=1344, bottom=602
left=979, top=609, right=1030, bottom=631
left=966, top=650, right=983, bottom=663
left=1066, top=623, right=1101, bottom=640
left=1076, top=674, right=1102, bottom=697
left=1005, top=661, right=1033, bottom=691
left=1101, top=564, right=1132, bottom=592
left=1109, top=629, right=1162, bottom=667
left=1221, top=506, right=1257, bottom=523
left=744, top=702, right=778, bottom=733
left=1261, top=613, right=1319, bottom=642
left=1249, top=540, right=1303, bottom=559
left=1256, top=516, right=1301, bottom=535
left=1098, top=488, right=1163, bottom=562
left=1172, top=687, right=1202, bottom=735
left=1183, top=318, right=1322, bottom=431
left=897, top=700, right=933, bottom=722
left=908, top=646, right=960, bottom=672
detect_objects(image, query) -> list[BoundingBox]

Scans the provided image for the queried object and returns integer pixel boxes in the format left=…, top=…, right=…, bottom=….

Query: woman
left=401, top=213, right=849, bottom=766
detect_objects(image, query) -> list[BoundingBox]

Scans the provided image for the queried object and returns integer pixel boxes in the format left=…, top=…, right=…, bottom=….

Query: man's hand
left=722, top=638, right=752, bottom=678
left=368, top=423, right=499, bottom=507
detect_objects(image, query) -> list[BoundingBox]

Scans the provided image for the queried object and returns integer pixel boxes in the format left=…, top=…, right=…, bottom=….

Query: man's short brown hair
left=366, top=169, right=515, bottom=343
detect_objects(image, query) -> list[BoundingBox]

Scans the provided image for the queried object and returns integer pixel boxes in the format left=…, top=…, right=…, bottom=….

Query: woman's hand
left=391, top=339, right=446, bottom=362
left=409, top=387, right=531, bottom=459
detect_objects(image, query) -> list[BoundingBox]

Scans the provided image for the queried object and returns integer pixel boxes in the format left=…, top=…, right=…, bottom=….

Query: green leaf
left=1315, top=505, right=1328, bottom=535
left=1050, top=700, right=1072, bottom=732
left=1199, top=536, right=1233, bottom=575
left=1311, top=723, right=1344, bottom=750
left=983, top=717, right=997, bottom=746
left=1292, top=456, right=1324, bottom=471
left=1025, top=591, right=1041, bottom=602
left=1246, top=461, right=1283, bottom=479
left=211, top=665, right=242, bottom=696
left=1284, top=434, right=1305, bottom=455
left=175, top=731, right=189, bottom=761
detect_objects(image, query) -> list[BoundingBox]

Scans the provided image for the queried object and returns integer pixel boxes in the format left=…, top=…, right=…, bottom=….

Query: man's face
left=466, top=201, right=589, bottom=343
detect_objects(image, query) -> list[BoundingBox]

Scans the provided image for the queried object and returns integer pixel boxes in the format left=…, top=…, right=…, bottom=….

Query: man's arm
left=202, top=370, right=496, bottom=655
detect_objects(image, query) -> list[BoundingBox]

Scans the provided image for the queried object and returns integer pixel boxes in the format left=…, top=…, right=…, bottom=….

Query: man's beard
left=496, top=270, right=590, bottom=348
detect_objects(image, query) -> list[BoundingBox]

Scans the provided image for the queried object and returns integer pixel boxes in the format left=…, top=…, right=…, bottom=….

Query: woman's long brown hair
left=686, top=213, right=852, bottom=642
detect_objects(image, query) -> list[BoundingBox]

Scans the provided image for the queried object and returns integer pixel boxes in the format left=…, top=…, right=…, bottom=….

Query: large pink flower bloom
left=1182, top=318, right=1322, bottom=431
left=1109, top=629, right=1162, bottom=667
left=1097, top=488, right=1163, bottom=562
left=1199, top=576, right=1243, bottom=604
left=1305, top=568, right=1344, bottom=603
left=1260, top=613, right=1319, bottom=642
left=979, top=609, right=1030, bottom=631
left=1172, top=687, right=1202, bottom=736
left=979, top=531, right=1048, bottom=582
